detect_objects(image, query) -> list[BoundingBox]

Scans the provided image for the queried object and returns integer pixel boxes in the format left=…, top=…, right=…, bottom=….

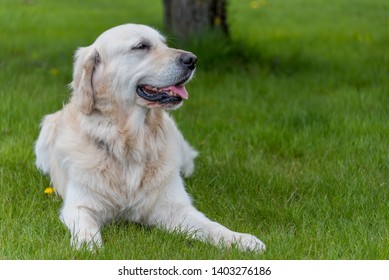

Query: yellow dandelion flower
left=250, top=0, right=267, bottom=9
left=44, top=187, right=55, bottom=195
left=50, top=68, right=59, bottom=76
left=250, top=1, right=259, bottom=9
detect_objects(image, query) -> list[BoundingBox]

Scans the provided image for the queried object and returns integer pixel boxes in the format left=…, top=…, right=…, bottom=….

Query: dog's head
left=71, top=24, right=197, bottom=115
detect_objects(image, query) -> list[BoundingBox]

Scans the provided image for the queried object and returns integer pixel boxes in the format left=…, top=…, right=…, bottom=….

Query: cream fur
left=35, top=24, right=265, bottom=251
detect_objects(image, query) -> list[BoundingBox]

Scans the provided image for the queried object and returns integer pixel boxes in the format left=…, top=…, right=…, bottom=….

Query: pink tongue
left=162, top=85, right=189, bottom=100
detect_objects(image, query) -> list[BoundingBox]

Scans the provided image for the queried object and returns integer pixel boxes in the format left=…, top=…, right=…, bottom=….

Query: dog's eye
left=132, top=43, right=150, bottom=51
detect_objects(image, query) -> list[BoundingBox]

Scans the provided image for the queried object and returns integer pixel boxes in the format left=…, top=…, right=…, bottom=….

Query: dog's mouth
left=136, top=84, right=188, bottom=105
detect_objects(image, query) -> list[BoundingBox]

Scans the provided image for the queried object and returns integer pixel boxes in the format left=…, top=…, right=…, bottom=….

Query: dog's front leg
left=147, top=176, right=266, bottom=252
left=60, top=183, right=103, bottom=250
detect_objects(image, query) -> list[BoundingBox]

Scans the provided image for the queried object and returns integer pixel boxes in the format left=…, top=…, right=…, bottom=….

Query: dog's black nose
left=180, top=52, right=197, bottom=70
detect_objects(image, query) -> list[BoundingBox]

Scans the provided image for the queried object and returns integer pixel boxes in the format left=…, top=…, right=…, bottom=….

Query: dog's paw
left=207, top=228, right=266, bottom=252
left=233, top=233, right=266, bottom=252
left=70, top=231, right=102, bottom=251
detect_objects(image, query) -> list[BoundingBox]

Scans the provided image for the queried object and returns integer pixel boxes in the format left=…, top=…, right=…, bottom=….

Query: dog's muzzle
left=136, top=85, right=188, bottom=104
left=137, top=52, right=197, bottom=106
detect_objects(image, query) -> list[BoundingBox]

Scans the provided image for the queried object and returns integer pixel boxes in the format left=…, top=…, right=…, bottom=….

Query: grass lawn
left=0, top=0, right=388, bottom=259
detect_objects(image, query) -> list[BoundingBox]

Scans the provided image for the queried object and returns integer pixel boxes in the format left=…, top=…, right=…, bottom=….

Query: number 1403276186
left=211, top=266, right=271, bottom=276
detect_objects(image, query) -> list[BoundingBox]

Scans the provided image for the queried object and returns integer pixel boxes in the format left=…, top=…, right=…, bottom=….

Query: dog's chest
left=102, top=126, right=179, bottom=205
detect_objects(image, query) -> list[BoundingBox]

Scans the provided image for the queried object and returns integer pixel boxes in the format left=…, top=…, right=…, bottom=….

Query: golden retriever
left=35, top=24, right=265, bottom=251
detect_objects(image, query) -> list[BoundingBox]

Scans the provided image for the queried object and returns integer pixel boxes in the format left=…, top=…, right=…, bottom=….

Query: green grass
left=1, top=0, right=388, bottom=259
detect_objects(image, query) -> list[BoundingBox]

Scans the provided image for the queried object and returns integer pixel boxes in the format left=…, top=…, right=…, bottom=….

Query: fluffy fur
left=35, top=24, right=265, bottom=251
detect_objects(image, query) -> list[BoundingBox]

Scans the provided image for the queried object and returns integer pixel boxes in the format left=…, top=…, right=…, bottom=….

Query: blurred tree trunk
left=163, top=0, right=229, bottom=39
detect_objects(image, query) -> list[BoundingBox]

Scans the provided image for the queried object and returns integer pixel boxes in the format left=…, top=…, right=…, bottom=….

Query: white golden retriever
left=35, top=24, right=265, bottom=252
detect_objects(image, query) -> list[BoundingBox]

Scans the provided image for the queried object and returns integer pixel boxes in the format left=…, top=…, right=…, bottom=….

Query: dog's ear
left=71, top=46, right=101, bottom=115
